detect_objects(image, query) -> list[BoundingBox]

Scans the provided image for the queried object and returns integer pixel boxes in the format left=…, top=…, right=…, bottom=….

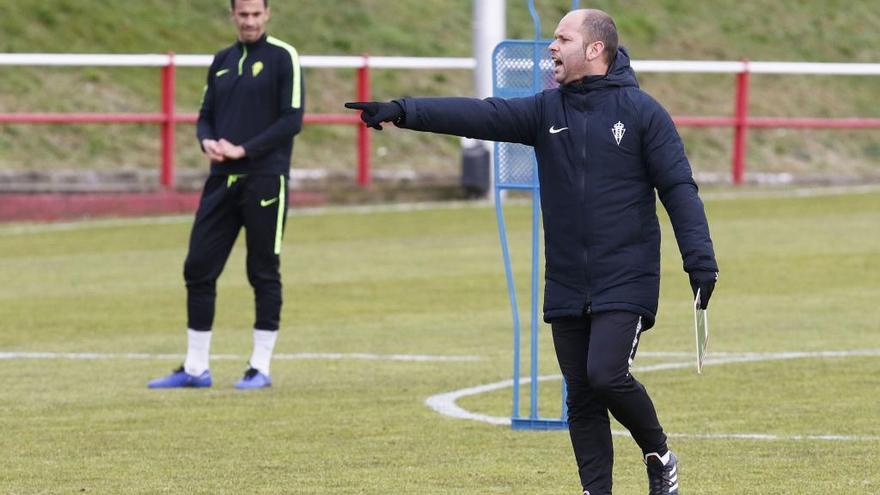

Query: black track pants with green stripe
left=184, top=174, right=288, bottom=331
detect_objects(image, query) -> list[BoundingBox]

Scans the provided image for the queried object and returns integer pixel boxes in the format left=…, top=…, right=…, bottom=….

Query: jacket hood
left=561, top=46, right=639, bottom=93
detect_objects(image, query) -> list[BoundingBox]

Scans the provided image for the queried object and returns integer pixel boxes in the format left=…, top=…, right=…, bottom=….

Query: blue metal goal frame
left=493, top=0, right=580, bottom=430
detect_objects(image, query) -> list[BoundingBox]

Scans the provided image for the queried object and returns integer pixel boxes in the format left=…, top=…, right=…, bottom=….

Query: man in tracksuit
left=149, top=0, right=304, bottom=390
left=346, top=9, right=717, bottom=495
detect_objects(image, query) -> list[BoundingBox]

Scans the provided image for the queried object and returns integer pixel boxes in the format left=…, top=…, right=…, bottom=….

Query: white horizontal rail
left=362, top=56, right=476, bottom=69
left=633, top=60, right=746, bottom=73
left=0, top=53, right=878, bottom=75
left=634, top=60, right=880, bottom=75
left=747, top=61, right=880, bottom=75
left=0, top=53, right=476, bottom=70
left=0, top=53, right=174, bottom=67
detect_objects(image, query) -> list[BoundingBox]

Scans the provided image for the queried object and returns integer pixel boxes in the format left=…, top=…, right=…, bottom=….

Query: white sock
left=249, top=329, right=279, bottom=376
left=184, top=329, right=212, bottom=376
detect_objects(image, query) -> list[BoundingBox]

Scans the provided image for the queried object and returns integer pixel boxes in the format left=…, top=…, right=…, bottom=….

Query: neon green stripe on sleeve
left=267, top=36, right=302, bottom=109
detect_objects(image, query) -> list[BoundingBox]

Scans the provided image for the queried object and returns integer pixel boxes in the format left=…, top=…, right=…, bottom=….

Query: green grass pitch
left=1, top=187, right=879, bottom=494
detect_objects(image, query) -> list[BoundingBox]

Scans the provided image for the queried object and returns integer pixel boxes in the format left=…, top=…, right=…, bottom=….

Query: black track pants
left=551, top=311, right=668, bottom=494
left=184, top=174, right=288, bottom=331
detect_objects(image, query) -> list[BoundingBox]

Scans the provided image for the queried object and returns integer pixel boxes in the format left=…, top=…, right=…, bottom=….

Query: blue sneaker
left=148, top=366, right=212, bottom=388
left=235, top=367, right=271, bottom=390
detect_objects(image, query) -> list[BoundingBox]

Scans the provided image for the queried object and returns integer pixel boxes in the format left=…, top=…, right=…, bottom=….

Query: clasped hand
left=201, top=138, right=246, bottom=162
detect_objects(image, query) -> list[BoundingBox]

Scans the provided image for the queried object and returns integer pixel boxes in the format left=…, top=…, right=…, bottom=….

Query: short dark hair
left=582, top=11, right=618, bottom=65
left=230, top=0, right=268, bottom=9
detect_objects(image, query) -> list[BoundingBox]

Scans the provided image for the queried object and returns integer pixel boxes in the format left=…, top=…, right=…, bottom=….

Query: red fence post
left=731, top=61, right=750, bottom=185
left=356, top=55, right=371, bottom=188
left=160, top=52, right=176, bottom=190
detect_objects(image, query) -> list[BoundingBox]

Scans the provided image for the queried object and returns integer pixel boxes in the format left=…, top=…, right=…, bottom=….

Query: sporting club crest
left=612, top=121, right=626, bottom=146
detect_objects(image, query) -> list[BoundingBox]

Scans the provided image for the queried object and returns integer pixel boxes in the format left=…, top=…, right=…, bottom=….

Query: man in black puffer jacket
left=347, top=9, right=717, bottom=495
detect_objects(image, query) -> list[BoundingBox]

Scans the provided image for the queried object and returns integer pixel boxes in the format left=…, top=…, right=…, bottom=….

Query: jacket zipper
left=582, top=110, right=592, bottom=314
left=237, top=45, right=248, bottom=76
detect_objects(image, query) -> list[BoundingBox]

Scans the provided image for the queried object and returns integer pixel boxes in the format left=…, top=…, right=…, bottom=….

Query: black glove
left=344, top=100, right=405, bottom=130
left=689, top=271, right=717, bottom=309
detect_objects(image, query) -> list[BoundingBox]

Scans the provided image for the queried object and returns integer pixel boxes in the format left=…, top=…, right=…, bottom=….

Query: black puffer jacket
left=398, top=47, right=717, bottom=329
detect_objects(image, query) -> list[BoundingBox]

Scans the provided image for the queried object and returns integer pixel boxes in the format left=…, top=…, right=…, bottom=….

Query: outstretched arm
left=346, top=94, right=542, bottom=146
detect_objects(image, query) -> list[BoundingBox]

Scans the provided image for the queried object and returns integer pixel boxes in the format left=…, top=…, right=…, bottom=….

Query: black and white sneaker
left=645, top=451, right=679, bottom=495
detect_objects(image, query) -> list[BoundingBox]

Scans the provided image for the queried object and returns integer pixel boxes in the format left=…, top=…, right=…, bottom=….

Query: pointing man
left=346, top=9, right=717, bottom=494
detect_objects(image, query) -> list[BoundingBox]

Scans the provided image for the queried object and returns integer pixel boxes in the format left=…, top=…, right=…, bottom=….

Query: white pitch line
left=701, top=183, right=880, bottom=201
left=0, top=215, right=193, bottom=235
left=427, top=377, right=538, bottom=426
left=424, top=349, right=880, bottom=441
left=606, top=429, right=880, bottom=442
left=663, top=432, right=880, bottom=442
left=275, top=352, right=482, bottom=362
left=0, top=351, right=482, bottom=363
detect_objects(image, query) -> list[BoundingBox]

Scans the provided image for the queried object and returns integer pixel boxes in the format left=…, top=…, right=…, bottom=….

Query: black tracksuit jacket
left=398, top=47, right=717, bottom=329
left=196, top=34, right=305, bottom=176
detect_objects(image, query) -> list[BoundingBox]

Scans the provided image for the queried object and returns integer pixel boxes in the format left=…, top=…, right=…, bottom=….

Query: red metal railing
left=1, top=54, right=878, bottom=188
left=356, top=59, right=371, bottom=187
left=669, top=61, right=880, bottom=185
left=732, top=67, right=751, bottom=185
left=161, top=55, right=176, bottom=188
left=0, top=53, right=370, bottom=190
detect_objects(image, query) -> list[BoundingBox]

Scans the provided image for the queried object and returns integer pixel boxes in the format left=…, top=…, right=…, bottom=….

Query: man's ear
left=586, top=40, right=606, bottom=62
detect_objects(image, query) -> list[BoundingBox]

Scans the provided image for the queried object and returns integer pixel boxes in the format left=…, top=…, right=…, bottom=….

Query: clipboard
left=694, top=288, right=709, bottom=374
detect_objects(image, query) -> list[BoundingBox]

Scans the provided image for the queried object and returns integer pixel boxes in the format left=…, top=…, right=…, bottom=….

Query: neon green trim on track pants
left=227, top=174, right=245, bottom=188
left=274, top=175, right=286, bottom=255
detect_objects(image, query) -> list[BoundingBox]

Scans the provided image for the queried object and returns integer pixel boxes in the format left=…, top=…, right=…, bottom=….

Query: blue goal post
left=492, top=0, right=581, bottom=430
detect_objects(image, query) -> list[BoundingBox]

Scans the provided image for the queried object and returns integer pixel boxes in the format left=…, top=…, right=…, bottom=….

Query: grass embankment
left=0, top=0, right=878, bottom=181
